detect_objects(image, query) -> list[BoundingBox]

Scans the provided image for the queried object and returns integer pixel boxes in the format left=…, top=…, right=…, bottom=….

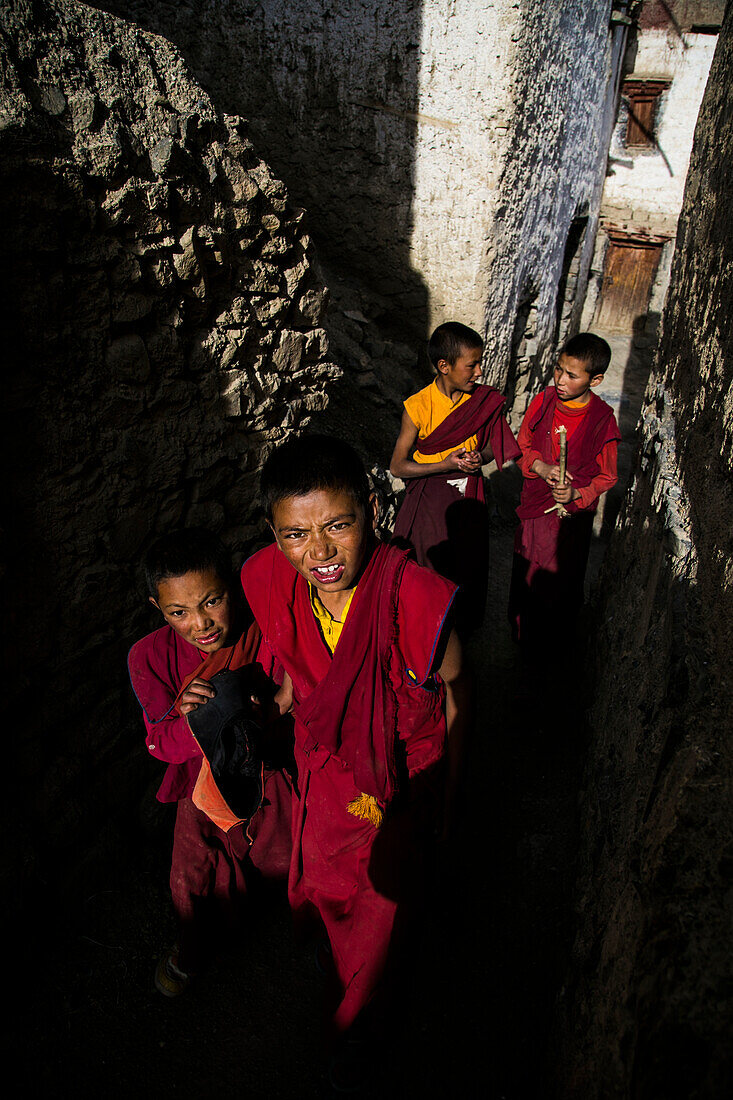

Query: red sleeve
left=128, top=634, right=202, bottom=766
left=575, top=440, right=619, bottom=510
left=517, top=392, right=545, bottom=478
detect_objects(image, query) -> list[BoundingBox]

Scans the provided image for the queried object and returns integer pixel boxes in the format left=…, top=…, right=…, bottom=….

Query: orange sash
left=175, top=624, right=261, bottom=832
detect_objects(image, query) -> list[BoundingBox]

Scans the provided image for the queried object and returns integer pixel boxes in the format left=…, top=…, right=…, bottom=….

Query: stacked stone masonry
left=99, top=0, right=619, bottom=426
left=2, top=0, right=336, bottom=906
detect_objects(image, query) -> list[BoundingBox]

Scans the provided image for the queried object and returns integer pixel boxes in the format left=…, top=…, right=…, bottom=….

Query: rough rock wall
left=96, top=0, right=438, bottom=333
left=97, top=0, right=616, bottom=385
left=555, top=10, right=733, bottom=1097
left=2, top=0, right=334, bottom=910
left=482, top=0, right=622, bottom=424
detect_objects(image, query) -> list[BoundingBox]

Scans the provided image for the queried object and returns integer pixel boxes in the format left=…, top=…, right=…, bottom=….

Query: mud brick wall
left=554, top=11, right=733, bottom=1096
left=1, top=0, right=336, bottom=912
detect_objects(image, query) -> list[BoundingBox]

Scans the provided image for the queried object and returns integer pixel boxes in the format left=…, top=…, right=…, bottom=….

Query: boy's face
left=554, top=353, right=604, bottom=403
left=438, top=343, right=483, bottom=393
left=269, top=486, right=377, bottom=597
left=150, top=568, right=236, bottom=652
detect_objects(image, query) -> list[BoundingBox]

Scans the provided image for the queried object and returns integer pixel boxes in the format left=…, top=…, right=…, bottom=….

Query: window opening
left=622, top=79, right=670, bottom=148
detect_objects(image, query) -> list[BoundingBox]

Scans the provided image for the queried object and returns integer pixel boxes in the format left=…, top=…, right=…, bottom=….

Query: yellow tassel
left=346, top=792, right=384, bottom=828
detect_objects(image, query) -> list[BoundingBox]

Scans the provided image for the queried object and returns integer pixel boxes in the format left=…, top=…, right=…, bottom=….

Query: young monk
left=508, top=333, right=620, bottom=659
left=127, top=528, right=292, bottom=996
left=240, top=435, right=464, bottom=1080
left=390, top=321, right=520, bottom=634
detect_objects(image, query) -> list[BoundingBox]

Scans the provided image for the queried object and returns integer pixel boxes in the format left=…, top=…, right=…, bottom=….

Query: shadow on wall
left=93, top=0, right=430, bottom=340
left=2, top=152, right=254, bottom=921
left=1, top=7, right=332, bottom=923
left=598, top=311, right=661, bottom=540
left=554, top=478, right=733, bottom=1098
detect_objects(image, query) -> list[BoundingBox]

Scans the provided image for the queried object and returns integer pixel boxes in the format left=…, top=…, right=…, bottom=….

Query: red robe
left=128, top=617, right=292, bottom=973
left=508, top=387, right=621, bottom=650
left=393, top=383, right=520, bottom=632
left=241, top=539, right=456, bottom=1031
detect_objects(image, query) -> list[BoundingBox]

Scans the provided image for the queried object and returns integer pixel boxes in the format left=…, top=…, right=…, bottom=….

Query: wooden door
left=595, top=240, right=663, bottom=333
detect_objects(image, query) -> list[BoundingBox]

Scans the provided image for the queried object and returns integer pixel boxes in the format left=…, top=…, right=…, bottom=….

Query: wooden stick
left=544, top=425, right=570, bottom=517
left=557, top=424, right=567, bottom=487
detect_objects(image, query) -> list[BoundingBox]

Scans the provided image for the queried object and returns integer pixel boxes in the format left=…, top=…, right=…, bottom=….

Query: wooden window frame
left=622, top=79, right=671, bottom=149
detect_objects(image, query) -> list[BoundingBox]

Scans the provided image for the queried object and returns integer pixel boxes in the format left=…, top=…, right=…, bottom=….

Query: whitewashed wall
left=602, top=28, right=717, bottom=231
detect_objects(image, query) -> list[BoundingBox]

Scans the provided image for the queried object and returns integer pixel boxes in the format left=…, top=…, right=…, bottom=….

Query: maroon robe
left=509, top=387, right=621, bottom=652
left=241, top=539, right=456, bottom=1031
left=393, top=383, right=520, bottom=633
left=128, top=618, right=292, bottom=973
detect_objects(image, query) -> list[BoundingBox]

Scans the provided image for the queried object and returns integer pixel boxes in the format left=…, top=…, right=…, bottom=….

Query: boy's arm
left=437, top=628, right=472, bottom=825
left=138, top=688, right=204, bottom=764
left=389, top=409, right=478, bottom=480
left=273, top=670, right=294, bottom=715
left=437, top=628, right=469, bottom=746
left=128, top=645, right=205, bottom=764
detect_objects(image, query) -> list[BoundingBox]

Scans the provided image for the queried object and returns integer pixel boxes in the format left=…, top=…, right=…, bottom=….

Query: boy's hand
left=532, top=459, right=560, bottom=484
left=179, top=677, right=216, bottom=715
left=459, top=448, right=483, bottom=471
left=446, top=448, right=482, bottom=473
left=532, top=459, right=575, bottom=489
left=551, top=483, right=579, bottom=505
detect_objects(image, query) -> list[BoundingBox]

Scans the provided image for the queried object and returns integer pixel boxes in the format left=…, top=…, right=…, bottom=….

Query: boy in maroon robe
left=390, top=321, right=520, bottom=634
left=127, top=528, right=292, bottom=996
left=508, top=333, right=621, bottom=660
left=240, top=435, right=465, bottom=1085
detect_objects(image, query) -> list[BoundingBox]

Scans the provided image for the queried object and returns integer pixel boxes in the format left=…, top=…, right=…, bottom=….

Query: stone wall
left=97, top=0, right=618, bottom=413
left=2, top=0, right=335, bottom=912
left=482, top=0, right=623, bottom=425
left=555, top=9, right=733, bottom=1095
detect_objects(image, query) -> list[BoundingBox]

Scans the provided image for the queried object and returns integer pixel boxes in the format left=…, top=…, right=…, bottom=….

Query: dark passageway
left=3, top=2, right=733, bottom=1098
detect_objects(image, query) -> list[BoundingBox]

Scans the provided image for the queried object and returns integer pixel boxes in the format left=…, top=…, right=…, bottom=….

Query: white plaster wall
left=481, top=0, right=620, bottom=413
left=603, top=29, right=717, bottom=226
left=408, top=1, right=518, bottom=330
left=97, top=0, right=616, bottom=398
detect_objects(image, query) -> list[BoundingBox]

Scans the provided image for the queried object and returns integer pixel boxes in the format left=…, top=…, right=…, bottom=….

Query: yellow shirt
left=309, top=585, right=357, bottom=653
left=403, top=380, right=479, bottom=463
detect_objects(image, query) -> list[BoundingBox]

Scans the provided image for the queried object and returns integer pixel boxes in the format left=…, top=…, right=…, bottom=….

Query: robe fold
left=241, top=539, right=456, bottom=1031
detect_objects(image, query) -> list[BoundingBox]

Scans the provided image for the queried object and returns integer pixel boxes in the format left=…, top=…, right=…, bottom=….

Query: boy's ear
left=436, top=358, right=450, bottom=376
left=149, top=596, right=161, bottom=612
left=590, top=373, right=604, bottom=388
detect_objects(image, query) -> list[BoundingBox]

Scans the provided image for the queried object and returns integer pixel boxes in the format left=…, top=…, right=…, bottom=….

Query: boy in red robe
left=127, top=528, right=292, bottom=996
left=390, top=321, right=520, bottom=634
left=508, top=333, right=621, bottom=659
left=240, top=435, right=464, bottom=1084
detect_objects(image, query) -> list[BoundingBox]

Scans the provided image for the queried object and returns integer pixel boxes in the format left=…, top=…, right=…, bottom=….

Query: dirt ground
left=7, top=329, right=654, bottom=1098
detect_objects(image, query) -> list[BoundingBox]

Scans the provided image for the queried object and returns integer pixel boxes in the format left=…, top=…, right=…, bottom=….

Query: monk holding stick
left=508, top=334, right=621, bottom=659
